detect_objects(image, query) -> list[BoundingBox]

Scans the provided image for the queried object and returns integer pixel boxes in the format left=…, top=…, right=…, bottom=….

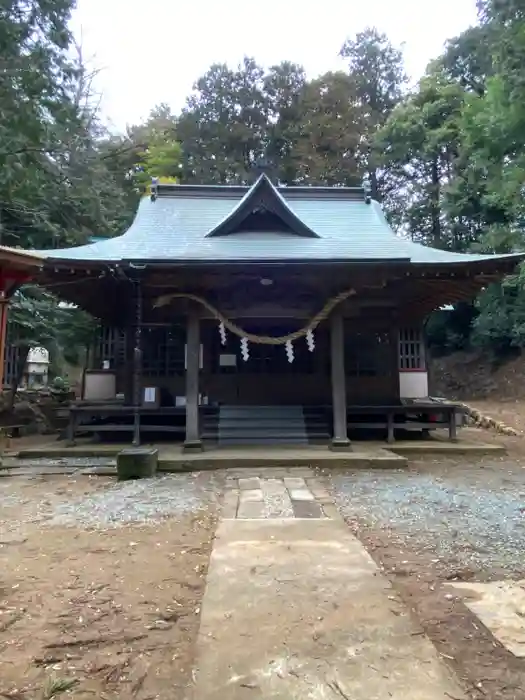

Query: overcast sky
left=70, top=0, right=479, bottom=134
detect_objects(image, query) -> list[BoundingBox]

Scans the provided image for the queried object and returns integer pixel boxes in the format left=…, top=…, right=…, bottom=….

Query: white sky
left=71, top=0, right=479, bottom=134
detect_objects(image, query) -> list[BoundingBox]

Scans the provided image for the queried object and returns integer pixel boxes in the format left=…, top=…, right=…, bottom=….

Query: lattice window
left=399, top=328, right=425, bottom=370
left=142, top=326, right=185, bottom=377
left=94, top=326, right=126, bottom=369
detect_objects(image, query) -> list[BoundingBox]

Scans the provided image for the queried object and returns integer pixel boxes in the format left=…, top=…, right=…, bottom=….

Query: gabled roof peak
left=205, top=174, right=320, bottom=238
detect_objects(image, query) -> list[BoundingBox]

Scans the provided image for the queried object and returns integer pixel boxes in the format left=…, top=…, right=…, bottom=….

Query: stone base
left=183, top=439, right=204, bottom=453
left=117, top=447, right=158, bottom=480
left=329, top=438, right=353, bottom=452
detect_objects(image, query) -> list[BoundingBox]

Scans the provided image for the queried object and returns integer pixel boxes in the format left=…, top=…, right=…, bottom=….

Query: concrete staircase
left=203, top=405, right=314, bottom=446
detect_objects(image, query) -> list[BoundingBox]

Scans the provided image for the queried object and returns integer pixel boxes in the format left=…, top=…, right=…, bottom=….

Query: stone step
left=217, top=404, right=308, bottom=446
left=216, top=419, right=307, bottom=429
left=218, top=437, right=308, bottom=445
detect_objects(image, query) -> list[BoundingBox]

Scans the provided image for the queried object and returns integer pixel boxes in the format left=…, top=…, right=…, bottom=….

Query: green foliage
left=0, top=1, right=138, bottom=379
left=0, top=2, right=134, bottom=249
left=376, top=73, right=466, bottom=247
left=177, top=30, right=405, bottom=189
left=375, top=3, right=525, bottom=357
left=425, top=305, right=478, bottom=356
left=126, top=104, right=182, bottom=192
left=9, top=285, right=98, bottom=377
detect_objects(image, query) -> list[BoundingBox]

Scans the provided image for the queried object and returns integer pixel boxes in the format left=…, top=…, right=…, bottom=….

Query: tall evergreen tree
left=340, top=27, right=407, bottom=199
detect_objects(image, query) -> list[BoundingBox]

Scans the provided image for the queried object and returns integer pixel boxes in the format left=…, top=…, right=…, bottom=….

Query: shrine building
left=31, top=174, right=522, bottom=449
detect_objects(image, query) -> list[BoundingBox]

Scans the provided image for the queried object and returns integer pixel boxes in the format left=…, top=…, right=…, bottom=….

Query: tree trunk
left=430, top=156, right=441, bottom=247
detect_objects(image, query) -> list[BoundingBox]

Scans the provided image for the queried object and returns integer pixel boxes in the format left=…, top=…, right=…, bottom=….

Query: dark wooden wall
left=100, top=316, right=402, bottom=407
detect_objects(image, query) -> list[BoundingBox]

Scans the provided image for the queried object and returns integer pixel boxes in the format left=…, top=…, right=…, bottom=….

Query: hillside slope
left=429, top=351, right=525, bottom=400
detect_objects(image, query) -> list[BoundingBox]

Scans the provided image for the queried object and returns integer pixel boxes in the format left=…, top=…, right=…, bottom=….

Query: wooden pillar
left=0, top=297, right=8, bottom=393
left=132, top=281, right=143, bottom=446
left=184, top=311, right=203, bottom=452
left=330, top=310, right=351, bottom=451
left=124, top=325, right=135, bottom=405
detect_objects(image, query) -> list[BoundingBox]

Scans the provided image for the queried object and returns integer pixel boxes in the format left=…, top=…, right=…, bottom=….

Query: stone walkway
left=188, top=468, right=466, bottom=699
left=222, top=467, right=338, bottom=520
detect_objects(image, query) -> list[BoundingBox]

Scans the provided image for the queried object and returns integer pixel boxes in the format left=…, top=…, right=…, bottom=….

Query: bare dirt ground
left=0, top=474, right=218, bottom=700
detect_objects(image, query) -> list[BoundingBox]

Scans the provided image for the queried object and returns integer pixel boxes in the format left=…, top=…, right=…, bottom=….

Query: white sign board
left=219, top=354, right=237, bottom=367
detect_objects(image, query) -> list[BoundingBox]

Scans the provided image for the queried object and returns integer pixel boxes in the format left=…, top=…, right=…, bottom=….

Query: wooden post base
left=329, top=438, right=352, bottom=452
left=183, top=440, right=204, bottom=453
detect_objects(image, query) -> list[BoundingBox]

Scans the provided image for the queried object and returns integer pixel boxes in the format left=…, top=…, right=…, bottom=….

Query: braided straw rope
left=459, top=402, right=520, bottom=437
left=153, top=288, right=356, bottom=345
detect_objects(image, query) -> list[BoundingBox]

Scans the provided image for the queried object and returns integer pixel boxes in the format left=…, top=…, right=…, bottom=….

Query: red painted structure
left=0, top=248, right=43, bottom=390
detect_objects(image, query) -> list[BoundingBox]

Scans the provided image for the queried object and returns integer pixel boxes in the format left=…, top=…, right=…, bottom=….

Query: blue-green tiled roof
left=38, top=175, right=523, bottom=267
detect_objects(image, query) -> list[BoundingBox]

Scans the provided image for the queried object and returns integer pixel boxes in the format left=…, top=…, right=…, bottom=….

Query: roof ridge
left=154, top=180, right=367, bottom=201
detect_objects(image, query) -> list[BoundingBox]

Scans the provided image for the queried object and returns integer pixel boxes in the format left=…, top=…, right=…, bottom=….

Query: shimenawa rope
left=153, top=289, right=356, bottom=345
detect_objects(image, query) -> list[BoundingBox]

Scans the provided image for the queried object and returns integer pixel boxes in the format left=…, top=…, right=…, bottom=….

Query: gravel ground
left=331, top=464, right=525, bottom=573
left=0, top=473, right=215, bottom=532
left=48, top=474, right=208, bottom=527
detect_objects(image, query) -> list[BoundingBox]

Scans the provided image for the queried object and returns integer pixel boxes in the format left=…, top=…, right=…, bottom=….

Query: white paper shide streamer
left=219, top=322, right=227, bottom=345
left=285, top=340, right=294, bottom=363
left=240, top=337, right=250, bottom=361
left=306, top=329, right=315, bottom=352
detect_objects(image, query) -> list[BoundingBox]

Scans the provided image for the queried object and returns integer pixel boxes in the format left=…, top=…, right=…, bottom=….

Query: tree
left=376, top=72, right=466, bottom=248
left=290, top=72, right=363, bottom=186
left=263, top=62, right=307, bottom=184
left=125, top=104, right=182, bottom=192
left=340, top=27, right=407, bottom=199
left=177, top=58, right=269, bottom=184
left=0, top=1, right=139, bottom=398
left=435, top=25, right=494, bottom=96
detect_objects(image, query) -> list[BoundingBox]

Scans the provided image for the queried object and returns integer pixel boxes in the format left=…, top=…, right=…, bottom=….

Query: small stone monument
left=117, top=447, right=158, bottom=481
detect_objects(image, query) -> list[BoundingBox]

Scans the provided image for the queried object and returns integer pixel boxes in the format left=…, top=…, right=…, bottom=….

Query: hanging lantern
left=306, top=329, right=315, bottom=352
left=285, top=340, right=294, bottom=363
left=240, top=337, right=250, bottom=361
left=219, top=321, right=227, bottom=345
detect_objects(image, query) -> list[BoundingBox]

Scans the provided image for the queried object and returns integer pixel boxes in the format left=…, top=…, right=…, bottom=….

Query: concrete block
left=117, top=447, right=158, bottom=481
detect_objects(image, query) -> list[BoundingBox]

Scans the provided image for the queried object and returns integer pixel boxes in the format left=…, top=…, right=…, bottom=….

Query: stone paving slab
left=223, top=469, right=329, bottom=520
left=288, top=488, right=315, bottom=501
left=283, top=477, right=306, bottom=489
left=189, top=519, right=465, bottom=700
left=291, top=500, right=324, bottom=519
left=237, top=501, right=266, bottom=519
left=239, top=488, right=263, bottom=503
left=238, top=477, right=261, bottom=490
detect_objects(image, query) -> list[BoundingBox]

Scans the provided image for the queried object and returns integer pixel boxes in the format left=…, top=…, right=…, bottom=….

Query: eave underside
left=34, top=259, right=518, bottom=326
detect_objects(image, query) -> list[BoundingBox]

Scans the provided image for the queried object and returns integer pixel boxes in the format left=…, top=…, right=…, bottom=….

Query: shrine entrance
left=206, top=321, right=331, bottom=406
